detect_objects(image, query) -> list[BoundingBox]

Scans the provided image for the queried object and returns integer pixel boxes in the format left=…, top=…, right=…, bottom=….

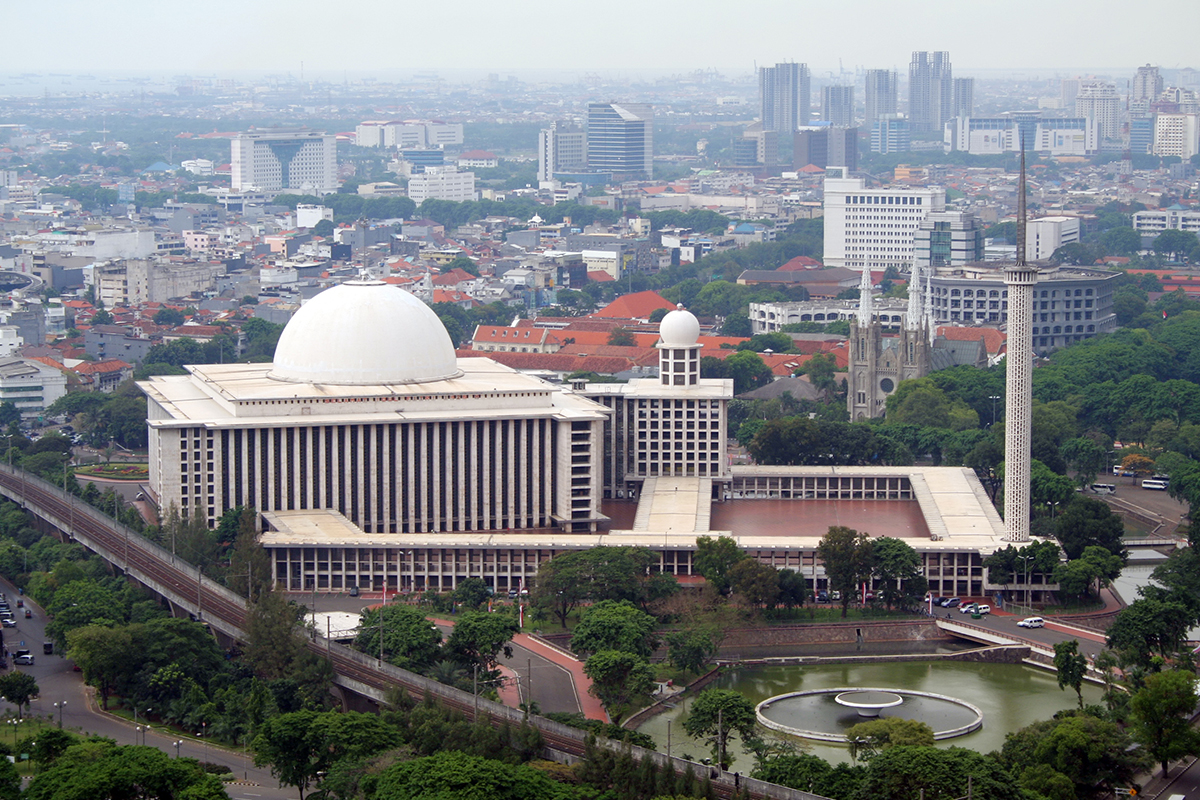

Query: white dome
left=659, top=305, right=700, bottom=347
left=269, top=280, right=461, bottom=385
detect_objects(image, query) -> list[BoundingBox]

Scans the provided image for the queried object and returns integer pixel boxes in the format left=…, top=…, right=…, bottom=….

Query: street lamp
left=136, top=725, right=142, bottom=746
left=988, top=395, right=1001, bottom=426
left=54, top=701, right=65, bottom=729
left=174, top=740, right=181, bottom=758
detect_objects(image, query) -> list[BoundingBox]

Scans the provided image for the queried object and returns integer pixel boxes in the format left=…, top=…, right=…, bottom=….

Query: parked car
left=1017, top=617, right=1045, bottom=628
left=13, top=654, right=33, bottom=666
left=941, top=597, right=962, bottom=608
left=0, top=619, right=14, bottom=628
left=816, top=590, right=829, bottom=603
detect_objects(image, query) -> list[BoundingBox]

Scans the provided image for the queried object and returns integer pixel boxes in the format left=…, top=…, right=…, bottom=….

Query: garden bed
left=74, top=464, right=149, bottom=481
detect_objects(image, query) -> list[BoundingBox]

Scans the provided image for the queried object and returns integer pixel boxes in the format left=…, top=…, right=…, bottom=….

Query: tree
left=817, top=526, right=875, bottom=618
left=570, top=600, right=658, bottom=658
left=666, top=627, right=719, bottom=676
left=1106, top=597, right=1193, bottom=666
left=244, top=589, right=305, bottom=680
left=683, top=689, right=757, bottom=768
left=860, top=745, right=1022, bottom=800
left=1059, top=437, right=1106, bottom=489
left=373, top=751, right=573, bottom=800
left=530, top=546, right=665, bottom=627
left=1129, top=669, right=1200, bottom=778
left=312, top=218, right=335, bottom=237
left=845, top=717, right=934, bottom=761
left=25, top=742, right=226, bottom=800
left=66, top=624, right=138, bottom=709
left=225, top=507, right=271, bottom=602
left=722, top=350, right=774, bottom=394
left=1055, top=496, right=1126, bottom=559
left=1053, top=640, right=1088, bottom=709
left=153, top=307, right=185, bottom=326
left=1154, top=229, right=1199, bottom=261
left=583, top=650, right=655, bottom=723
left=1100, top=226, right=1141, bottom=255
left=446, top=610, right=518, bottom=673
left=694, top=535, right=747, bottom=595
left=727, top=558, right=780, bottom=610
left=607, top=327, right=636, bottom=347
left=777, top=568, right=807, bottom=608
left=451, top=577, right=491, bottom=610
left=871, top=537, right=927, bottom=609
left=0, top=671, right=38, bottom=719
left=885, top=379, right=979, bottom=431
left=252, top=709, right=324, bottom=800
left=354, top=605, right=442, bottom=671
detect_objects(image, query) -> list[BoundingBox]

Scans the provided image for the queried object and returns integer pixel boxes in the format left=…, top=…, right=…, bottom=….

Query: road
left=0, top=578, right=299, bottom=799
left=294, top=592, right=585, bottom=716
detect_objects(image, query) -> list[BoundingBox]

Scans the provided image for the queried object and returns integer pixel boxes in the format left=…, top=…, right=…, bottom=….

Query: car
left=1017, top=616, right=1045, bottom=628
left=23, top=609, right=30, bottom=619
left=15, top=599, right=22, bottom=608
left=942, top=597, right=962, bottom=608
left=830, top=590, right=842, bottom=602
left=0, top=619, right=14, bottom=628
left=816, top=590, right=829, bottom=603
left=13, top=654, right=33, bottom=666
left=974, top=604, right=991, bottom=615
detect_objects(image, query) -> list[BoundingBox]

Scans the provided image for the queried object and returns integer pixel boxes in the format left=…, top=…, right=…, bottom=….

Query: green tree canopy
left=583, top=649, right=655, bottom=723
left=1129, top=669, right=1200, bottom=777
left=569, top=600, right=658, bottom=658
left=683, top=688, right=757, bottom=769
left=354, top=605, right=443, bottom=671
left=817, top=526, right=875, bottom=618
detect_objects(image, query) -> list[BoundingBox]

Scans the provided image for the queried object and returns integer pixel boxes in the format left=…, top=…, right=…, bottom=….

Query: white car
left=1017, top=616, right=1045, bottom=628
left=959, top=603, right=991, bottom=615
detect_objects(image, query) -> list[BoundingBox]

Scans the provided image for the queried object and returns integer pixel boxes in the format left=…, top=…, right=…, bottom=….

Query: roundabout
left=756, top=687, right=984, bottom=743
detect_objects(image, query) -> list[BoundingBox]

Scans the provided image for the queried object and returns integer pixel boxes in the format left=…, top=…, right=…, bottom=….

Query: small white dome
left=659, top=305, right=700, bottom=347
left=269, top=280, right=461, bottom=385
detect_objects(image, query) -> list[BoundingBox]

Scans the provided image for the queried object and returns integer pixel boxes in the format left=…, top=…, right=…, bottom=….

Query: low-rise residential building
left=0, top=357, right=67, bottom=417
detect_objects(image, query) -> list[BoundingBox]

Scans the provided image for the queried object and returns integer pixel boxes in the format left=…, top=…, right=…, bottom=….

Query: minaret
left=1002, top=148, right=1038, bottom=543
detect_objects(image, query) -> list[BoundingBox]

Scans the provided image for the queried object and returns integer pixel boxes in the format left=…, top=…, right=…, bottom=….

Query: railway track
left=0, top=465, right=825, bottom=800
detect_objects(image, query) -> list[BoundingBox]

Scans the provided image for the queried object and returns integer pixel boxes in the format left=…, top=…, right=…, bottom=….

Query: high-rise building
left=794, top=127, right=857, bottom=171
left=1130, top=116, right=1155, bottom=154
left=912, top=210, right=984, bottom=269
left=537, top=121, right=587, bottom=182
left=872, top=114, right=910, bottom=154
left=864, top=69, right=899, bottom=135
left=735, top=123, right=778, bottom=167
left=822, top=175, right=944, bottom=272
left=952, top=77, right=974, bottom=119
left=1060, top=78, right=1082, bottom=111
left=1132, top=64, right=1163, bottom=114
left=1152, top=114, right=1200, bottom=159
left=586, top=102, right=653, bottom=178
left=1025, top=216, right=1081, bottom=261
left=1074, top=82, right=1121, bottom=143
left=406, top=166, right=477, bottom=204
left=759, top=62, right=811, bottom=133
left=822, top=85, right=855, bottom=128
left=909, top=51, right=953, bottom=133
left=231, top=129, right=337, bottom=194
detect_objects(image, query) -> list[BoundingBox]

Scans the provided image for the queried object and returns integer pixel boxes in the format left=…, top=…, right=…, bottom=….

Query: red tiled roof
left=776, top=256, right=824, bottom=271
left=72, top=359, right=132, bottom=375
left=593, top=291, right=676, bottom=320
left=587, top=271, right=615, bottom=282
left=456, top=349, right=634, bottom=375
left=936, top=326, right=1006, bottom=355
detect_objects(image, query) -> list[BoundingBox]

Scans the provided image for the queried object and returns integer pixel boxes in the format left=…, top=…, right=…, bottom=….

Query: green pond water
left=636, top=660, right=1104, bottom=766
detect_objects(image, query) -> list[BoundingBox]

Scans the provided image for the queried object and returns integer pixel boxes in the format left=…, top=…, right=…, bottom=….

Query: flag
left=1164, top=309, right=1169, bottom=319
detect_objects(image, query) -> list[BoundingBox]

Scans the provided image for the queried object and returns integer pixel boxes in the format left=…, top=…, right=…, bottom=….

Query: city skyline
left=3, top=0, right=1198, bottom=76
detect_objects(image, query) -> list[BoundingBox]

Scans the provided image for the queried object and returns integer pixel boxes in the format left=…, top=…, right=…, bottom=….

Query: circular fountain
left=834, top=690, right=904, bottom=717
left=756, top=687, right=983, bottom=743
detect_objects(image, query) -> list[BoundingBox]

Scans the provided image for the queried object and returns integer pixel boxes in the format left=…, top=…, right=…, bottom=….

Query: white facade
left=1026, top=216, right=1080, bottom=261
left=945, top=117, right=1097, bottom=156
left=822, top=176, right=945, bottom=272
left=912, top=211, right=985, bottom=269
left=181, top=159, right=214, bottom=176
left=0, top=357, right=67, bottom=418
left=537, top=122, right=587, bottom=182
left=140, top=281, right=609, bottom=536
left=296, top=204, right=334, bottom=228
left=0, top=327, right=22, bottom=357
left=355, top=121, right=464, bottom=149
left=231, top=129, right=337, bottom=194
left=583, top=307, right=731, bottom=499
left=1074, top=83, right=1120, bottom=142
left=1152, top=114, right=1200, bottom=159
left=406, top=166, right=476, bottom=204
left=1133, top=208, right=1200, bottom=234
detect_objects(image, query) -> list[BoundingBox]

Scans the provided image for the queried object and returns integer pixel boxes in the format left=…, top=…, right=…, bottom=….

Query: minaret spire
left=1001, top=140, right=1037, bottom=543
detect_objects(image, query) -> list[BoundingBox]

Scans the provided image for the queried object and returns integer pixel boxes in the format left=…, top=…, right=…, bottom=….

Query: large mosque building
left=142, top=279, right=1018, bottom=600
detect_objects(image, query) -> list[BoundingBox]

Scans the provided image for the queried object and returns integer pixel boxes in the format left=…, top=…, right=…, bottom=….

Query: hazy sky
left=4, top=0, right=1198, bottom=78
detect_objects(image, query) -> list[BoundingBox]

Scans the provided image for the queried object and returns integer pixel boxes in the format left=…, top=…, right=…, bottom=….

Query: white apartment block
left=1133, top=208, right=1200, bottom=234
left=945, top=117, right=1097, bottom=156
left=537, top=122, right=587, bottom=182
left=296, top=204, right=334, bottom=228
left=355, top=121, right=464, bottom=149
left=406, top=166, right=476, bottom=204
left=0, top=358, right=67, bottom=418
left=822, top=176, right=945, bottom=272
left=1026, top=216, right=1080, bottom=261
left=1153, top=114, right=1200, bottom=159
left=181, top=159, right=214, bottom=176
left=1074, top=83, right=1120, bottom=142
left=231, top=129, right=337, bottom=194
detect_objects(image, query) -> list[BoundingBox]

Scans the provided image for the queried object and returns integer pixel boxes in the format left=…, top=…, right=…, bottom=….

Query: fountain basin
left=756, top=687, right=983, bottom=743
